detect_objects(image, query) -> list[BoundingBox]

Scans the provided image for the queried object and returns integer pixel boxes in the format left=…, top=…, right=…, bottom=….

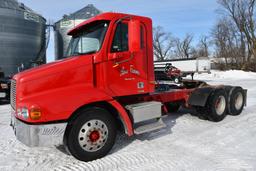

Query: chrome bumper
left=11, top=110, right=67, bottom=147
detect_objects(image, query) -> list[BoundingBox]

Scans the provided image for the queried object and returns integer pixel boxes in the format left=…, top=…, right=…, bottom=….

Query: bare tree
left=174, top=33, right=194, bottom=59
left=197, top=35, right=210, bottom=57
left=153, top=26, right=174, bottom=61
left=218, top=0, right=256, bottom=65
left=212, top=17, right=245, bottom=69
left=212, top=18, right=231, bottom=66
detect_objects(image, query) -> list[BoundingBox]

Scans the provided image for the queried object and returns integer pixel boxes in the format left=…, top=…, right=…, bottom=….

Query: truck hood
left=13, top=56, right=89, bottom=83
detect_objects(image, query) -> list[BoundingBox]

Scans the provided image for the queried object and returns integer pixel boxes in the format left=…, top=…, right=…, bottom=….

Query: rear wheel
left=65, top=107, right=117, bottom=162
left=196, top=89, right=228, bottom=122
left=228, top=87, right=245, bottom=116
left=207, top=89, right=228, bottom=122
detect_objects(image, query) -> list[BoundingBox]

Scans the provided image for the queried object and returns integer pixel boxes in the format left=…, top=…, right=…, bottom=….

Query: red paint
left=12, top=12, right=194, bottom=136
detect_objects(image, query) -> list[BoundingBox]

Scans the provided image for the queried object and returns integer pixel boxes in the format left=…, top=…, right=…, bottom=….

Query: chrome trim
left=126, top=101, right=162, bottom=123
left=11, top=110, right=67, bottom=147
left=10, top=80, right=16, bottom=110
left=78, top=119, right=108, bottom=152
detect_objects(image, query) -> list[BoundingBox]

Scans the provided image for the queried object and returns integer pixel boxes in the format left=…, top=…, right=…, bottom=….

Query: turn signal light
left=30, top=107, right=42, bottom=120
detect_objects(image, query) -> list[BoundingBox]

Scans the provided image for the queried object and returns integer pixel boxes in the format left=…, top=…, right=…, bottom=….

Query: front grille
left=10, top=80, right=16, bottom=110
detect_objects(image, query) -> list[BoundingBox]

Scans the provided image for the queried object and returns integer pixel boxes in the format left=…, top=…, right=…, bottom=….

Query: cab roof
left=67, top=12, right=151, bottom=36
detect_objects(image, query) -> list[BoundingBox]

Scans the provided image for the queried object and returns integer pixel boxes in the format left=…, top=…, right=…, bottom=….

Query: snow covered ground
left=0, top=70, right=256, bottom=171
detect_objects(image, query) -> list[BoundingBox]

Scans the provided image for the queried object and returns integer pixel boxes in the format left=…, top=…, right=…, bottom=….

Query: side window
left=111, top=22, right=128, bottom=52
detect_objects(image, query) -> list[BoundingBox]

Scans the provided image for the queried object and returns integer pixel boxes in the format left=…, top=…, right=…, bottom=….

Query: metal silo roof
left=63, top=4, right=101, bottom=20
left=0, top=0, right=39, bottom=14
left=0, top=0, right=20, bottom=10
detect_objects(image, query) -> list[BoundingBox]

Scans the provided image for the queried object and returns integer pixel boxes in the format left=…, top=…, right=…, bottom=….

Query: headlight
left=17, top=107, right=29, bottom=120
left=17, top=108, right=22, bottom=117
left=17, top=106, right=42, bottom=120
left=21, top=107, right=29, bottom=119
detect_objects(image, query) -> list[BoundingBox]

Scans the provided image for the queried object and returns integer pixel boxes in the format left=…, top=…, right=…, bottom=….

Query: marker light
left=30, top=107, right=42, bottom=120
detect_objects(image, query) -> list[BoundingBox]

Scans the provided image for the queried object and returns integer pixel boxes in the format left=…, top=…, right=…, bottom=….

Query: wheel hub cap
left=78, top=119, right=108, bottom=152
left=235, top=92, right=243, bottom=110
left=89, top=131, right=100, bottom=142
left=215, top=96, right=226, bottom=115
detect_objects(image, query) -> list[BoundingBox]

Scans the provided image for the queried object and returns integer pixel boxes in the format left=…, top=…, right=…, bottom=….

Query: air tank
left=54, top=4, right=101, bottom=60
left=0, top=0, right=46, bottom=77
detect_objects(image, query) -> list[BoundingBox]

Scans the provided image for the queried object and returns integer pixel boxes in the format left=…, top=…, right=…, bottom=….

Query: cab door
left=107, top=21, right=148, bottom=96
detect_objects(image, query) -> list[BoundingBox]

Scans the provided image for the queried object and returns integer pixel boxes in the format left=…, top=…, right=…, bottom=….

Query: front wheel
left=65, top=107, right=117, bottom=162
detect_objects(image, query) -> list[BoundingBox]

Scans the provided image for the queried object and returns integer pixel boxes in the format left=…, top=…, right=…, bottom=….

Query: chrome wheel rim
left=215, top=96, right=226, bottom=115
left=235, top=92, right=243, bottom=110
left=78, top=119, right=108, bottom=152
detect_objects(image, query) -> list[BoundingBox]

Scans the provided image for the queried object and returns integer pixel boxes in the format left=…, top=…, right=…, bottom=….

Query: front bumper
left=11, top=110, right=67, bottom=147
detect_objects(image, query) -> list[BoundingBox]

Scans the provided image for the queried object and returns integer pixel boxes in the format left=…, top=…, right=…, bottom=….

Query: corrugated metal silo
left=54, top=4, right=101, bottom=60
left=0, top=0, right=46, bottom=76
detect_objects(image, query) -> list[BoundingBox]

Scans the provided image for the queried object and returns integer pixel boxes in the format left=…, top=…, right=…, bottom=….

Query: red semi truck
left=10, top=12, right=247, bottom=162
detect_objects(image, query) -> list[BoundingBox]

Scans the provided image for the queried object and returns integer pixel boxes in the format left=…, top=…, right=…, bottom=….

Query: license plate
left=0, top=92, right=6, bottom=98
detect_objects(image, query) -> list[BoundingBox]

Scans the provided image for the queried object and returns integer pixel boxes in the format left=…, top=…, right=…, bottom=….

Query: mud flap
left=244, top=89, right=247, bottom=106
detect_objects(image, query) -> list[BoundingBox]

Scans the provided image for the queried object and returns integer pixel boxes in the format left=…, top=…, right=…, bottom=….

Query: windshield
left=66, top=20, right=110, bottom=57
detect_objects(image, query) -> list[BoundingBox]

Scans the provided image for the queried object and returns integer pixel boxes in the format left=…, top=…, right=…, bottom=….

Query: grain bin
left=0, top=0, right=46, bottom=76
left=54, top=4, right=101, bottom=60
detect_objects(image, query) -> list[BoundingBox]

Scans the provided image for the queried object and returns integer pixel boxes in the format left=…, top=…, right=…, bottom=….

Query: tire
left=195, top=89, right=228, bottom=122
left=195, top=106, right=209, bottom=120
left=174, top=77, right=181, bottom=84
left=165, top=102, right=180, bottom=113
left=228, top=87, right=245, bottom=116
left=65, top=107, right=117, bottom=162
left=206, top=89, right=228, bottom=122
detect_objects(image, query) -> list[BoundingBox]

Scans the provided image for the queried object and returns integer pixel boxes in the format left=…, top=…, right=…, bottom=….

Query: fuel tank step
left=126, top=101, right=162, bottom=123
left=134, top=118, right=166, bottom=135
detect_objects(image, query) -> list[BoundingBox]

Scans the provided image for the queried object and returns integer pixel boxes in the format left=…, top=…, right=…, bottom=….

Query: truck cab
left=10, top=12, right=247, bottom=162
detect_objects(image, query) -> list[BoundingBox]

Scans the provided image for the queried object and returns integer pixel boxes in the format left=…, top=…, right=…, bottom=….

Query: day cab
left=10, top=12, right=247, bottom=162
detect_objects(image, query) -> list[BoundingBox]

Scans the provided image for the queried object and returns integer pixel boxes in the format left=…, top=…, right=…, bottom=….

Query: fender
left=108, top=100, right=133, bottom=136
left=188, top=87, right=216, bottom=107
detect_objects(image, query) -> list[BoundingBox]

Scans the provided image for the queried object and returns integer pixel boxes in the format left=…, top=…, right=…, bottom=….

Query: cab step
left=134, top=118, right=166, bottom=135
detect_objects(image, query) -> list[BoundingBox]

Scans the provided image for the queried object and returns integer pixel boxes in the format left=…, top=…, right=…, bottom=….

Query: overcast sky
left=20, top=0, right=219, bottom=62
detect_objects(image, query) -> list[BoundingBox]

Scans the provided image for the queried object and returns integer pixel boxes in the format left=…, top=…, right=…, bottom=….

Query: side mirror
left=128, top=20, right=141, bottom=53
